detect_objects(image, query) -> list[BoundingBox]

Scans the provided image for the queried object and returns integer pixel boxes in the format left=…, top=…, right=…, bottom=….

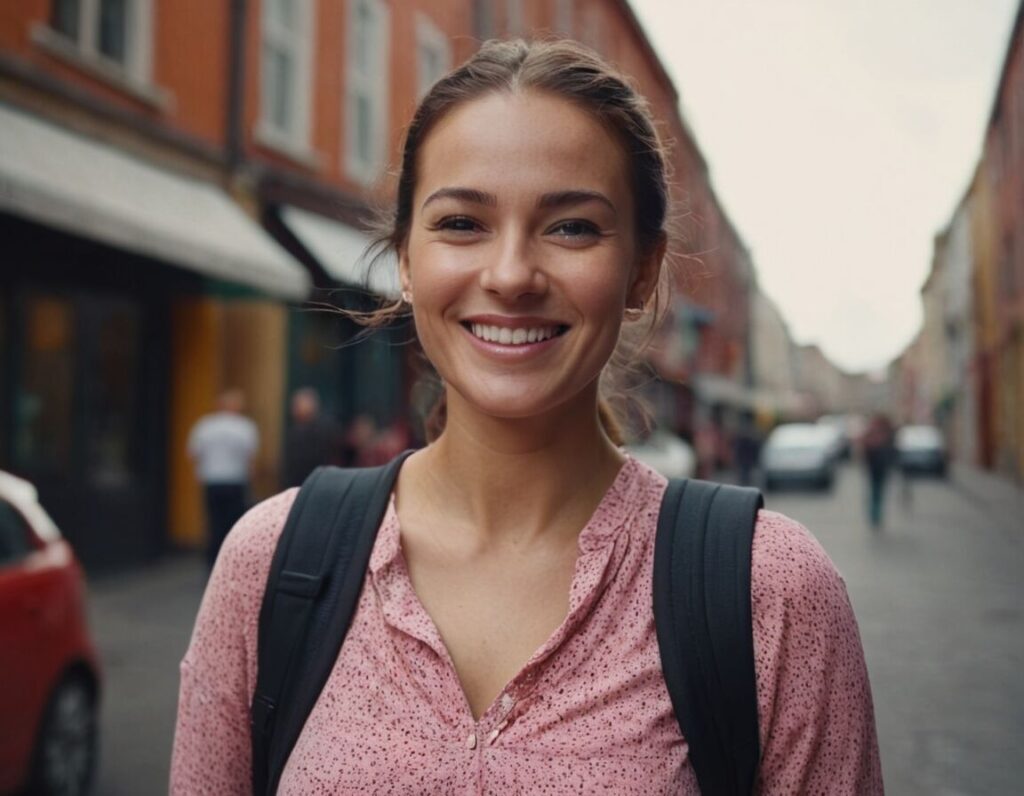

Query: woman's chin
left=449, top=382, right=597, bottom=426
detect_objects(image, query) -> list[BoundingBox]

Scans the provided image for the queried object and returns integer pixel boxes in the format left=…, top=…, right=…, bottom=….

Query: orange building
left=970, top=1, right=1023, bottom=478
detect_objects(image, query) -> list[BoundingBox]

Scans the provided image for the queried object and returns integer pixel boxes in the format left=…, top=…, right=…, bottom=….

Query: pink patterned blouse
left=171, top=456, right=883, bottom=794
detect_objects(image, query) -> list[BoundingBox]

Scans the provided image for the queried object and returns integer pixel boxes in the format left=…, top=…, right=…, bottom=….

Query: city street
left=86, top=464, right=1024, bottom=795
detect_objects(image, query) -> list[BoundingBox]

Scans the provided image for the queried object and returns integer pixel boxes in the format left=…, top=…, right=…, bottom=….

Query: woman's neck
left=405, top=389, right=626, bottom=553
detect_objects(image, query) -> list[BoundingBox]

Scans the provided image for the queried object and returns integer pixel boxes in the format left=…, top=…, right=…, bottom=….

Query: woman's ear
left=628, top=232, right=667, bottom=309
left=398, top=245, right=412, bottom=296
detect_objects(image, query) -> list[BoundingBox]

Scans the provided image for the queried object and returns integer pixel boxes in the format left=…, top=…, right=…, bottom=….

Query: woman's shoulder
left=750, top=508, right=849, bottom=611
left=214, top=487, right=300, bottom=583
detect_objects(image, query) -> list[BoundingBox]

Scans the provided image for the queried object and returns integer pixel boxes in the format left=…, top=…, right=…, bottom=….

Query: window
left=0, top=499, right=33, bottom=567
left=416, top=13, right=451, bottom=101
left=580, top=7, right=604, bottom=53
left=473, top=0, right=495, bottom=40
left=82, top=299, right=142, bottom=487
left=44, top=0, right=153, bottom=82
left=506, top=0, right=524, bottom=36
left=14, top=296, right=75, bottom=474
left=259, top=0, right=315, bottom=153
left=345, top=0, right=390, bottom=184
left=554, top=0, right=574, bottom=37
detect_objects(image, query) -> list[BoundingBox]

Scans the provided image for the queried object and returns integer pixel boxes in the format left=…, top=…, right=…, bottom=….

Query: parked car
left=896, top=425, right=947, bottom=477
left=816, top=413, right=858, bottom=461
left=0, top=471, right=101, bottom=796
left=626, top=429, right=697, bottom=479
left=761, top=423, right=838, bottom=491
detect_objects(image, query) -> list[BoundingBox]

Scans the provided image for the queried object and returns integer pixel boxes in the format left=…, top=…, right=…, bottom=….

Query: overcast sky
left=630, top=0, right=1019, bottom=373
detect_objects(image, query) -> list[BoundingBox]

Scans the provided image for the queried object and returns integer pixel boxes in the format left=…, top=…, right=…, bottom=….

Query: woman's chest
left=408, top=549, right=578, bottom=719
left=278, top=572, right=694, bottom=794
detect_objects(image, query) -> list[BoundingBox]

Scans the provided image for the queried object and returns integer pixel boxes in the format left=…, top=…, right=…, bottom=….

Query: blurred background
left=0, top=1, right=1021, bottom=794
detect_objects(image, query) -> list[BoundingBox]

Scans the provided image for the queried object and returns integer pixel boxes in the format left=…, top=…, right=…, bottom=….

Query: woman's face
left=401, top=89, right=658, bottom=423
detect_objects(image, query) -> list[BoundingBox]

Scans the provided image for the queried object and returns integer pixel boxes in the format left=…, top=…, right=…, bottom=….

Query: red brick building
left=0, top=0, right=761, bottom=566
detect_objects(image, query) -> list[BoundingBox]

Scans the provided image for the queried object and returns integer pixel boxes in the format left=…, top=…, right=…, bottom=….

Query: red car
left=0, top=471, right=101, bottom=796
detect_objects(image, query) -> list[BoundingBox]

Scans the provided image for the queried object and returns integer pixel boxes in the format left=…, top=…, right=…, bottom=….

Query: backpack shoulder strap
left=251, top=451, right=412, bottom=795
left=653, top=477, right=764, bottom=796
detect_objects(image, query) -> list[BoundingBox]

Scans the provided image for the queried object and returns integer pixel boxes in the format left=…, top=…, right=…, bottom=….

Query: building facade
left=1, top=0, right=787, bottom=567
left=0, top=0, right=310, bottom=567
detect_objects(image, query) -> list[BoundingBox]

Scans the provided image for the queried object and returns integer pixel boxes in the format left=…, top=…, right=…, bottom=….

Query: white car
left=626, top=430, right=697, bottom=479
left=761, top=423, right=837, bottom=491
left=896, top=425, right=947, bottom=477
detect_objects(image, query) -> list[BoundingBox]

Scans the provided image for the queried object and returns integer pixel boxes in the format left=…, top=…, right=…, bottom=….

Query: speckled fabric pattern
left=171, top=456, right=883, bottom=794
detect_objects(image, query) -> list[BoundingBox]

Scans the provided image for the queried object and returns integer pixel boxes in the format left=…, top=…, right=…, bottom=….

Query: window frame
left=256, top=0, right=317, bottom=160
left=32, top=0, right=162, bottom=105
left=580, top=6, right=605, bottom=53
left=554, top=0, right=574, bottom=37
left=473, top=0, right=496, bottom=40
left=415, top=12, right=451, bottom=102
left=344, top=0, right=391, bottom=185
left=506, top=0, right=525, bottom=37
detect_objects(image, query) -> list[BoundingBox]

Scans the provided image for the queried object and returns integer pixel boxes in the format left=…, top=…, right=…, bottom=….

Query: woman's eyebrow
left=421, top=187, right=616, bottom=215
left=422, top=187, right=497, bottom=210
left=536, top=190, right=616, bottom=215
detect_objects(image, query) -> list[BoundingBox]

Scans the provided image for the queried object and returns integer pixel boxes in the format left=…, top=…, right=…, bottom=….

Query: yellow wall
left=222, top=302, right=287, bottom=501
left=167, top=297, right=288, bottom=548
left=168, top=298, right=222, bottom=547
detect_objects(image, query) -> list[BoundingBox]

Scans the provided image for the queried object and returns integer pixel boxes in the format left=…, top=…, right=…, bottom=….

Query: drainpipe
left=226, top=0, right=248, bottom=172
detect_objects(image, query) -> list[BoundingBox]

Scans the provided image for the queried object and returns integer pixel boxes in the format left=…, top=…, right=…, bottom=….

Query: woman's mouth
left=463, top=322, right=569, bottom=346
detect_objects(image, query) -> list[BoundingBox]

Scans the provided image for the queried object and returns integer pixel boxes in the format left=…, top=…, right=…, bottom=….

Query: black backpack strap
left=251, top=451, right=412, bottom=795
left=653, top=478, right=764, bottom=795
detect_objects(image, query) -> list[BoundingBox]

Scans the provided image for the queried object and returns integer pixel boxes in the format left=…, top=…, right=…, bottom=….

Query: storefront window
left=0, top=291, right=7, bottom=463
left=82, top=299, right=141, bottom=487
left=14, top=296, right=75, bottom=473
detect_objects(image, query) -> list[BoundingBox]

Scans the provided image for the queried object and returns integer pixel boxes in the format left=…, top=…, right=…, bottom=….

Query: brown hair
left=358, top=38, right=672, bottom=444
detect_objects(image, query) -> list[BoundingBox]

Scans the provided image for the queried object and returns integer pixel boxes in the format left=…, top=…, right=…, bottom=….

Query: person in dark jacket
left=282, top=388, right=343, bottom=487
left=861, top=413, right=896, bottom=529
left=733, top=412, right=762, bottom=487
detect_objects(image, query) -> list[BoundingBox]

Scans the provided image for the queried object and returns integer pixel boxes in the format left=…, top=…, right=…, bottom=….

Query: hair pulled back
left=362, top=38, right=673, bottom=443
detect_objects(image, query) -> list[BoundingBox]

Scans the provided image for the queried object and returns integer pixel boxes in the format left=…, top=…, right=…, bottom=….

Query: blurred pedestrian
left=282, top=388, right=344, bottom=487
left=342, top=413, right=378, bottom=467
left=862, top=413, right=896, bottom=529
left=733, top=412, right=761, bottom=487
left=187, top=389, right=259, bottom=568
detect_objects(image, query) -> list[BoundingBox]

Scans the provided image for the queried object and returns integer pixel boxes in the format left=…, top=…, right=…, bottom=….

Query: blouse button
left=466, top=732, right=477, bottom=750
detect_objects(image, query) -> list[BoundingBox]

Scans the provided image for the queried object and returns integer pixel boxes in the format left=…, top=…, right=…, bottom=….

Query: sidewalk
left=87, top=551, right=207, bottom=795
left=950, top=461, right=1024, bottom=532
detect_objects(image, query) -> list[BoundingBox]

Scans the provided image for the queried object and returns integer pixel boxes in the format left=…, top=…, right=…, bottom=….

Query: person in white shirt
left=187, top=389, right=259, bottom=568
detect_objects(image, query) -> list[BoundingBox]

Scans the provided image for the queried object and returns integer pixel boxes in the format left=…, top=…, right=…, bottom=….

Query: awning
left=280, top=205, right=400, bottom=298
left=0, top=103, right=310, bottom=300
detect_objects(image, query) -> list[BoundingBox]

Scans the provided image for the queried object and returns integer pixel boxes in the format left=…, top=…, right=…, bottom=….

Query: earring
left=624, top=300, right=645, bottom=320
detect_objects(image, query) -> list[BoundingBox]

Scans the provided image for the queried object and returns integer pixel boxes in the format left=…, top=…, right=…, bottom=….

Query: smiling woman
left=355, top=71, right=662, bottom=448
left=171, top=39, right=883, bottom=795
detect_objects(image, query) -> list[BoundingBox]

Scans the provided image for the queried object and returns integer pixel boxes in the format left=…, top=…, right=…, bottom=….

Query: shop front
left=0, top=103, right=309, bottom=570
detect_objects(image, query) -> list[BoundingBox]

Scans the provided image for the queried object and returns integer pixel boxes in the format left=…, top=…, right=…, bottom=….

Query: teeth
left=468, top=324, right=561, bottom=345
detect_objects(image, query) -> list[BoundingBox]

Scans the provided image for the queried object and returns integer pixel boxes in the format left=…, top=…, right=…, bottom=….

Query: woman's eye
left=549, top=220, right=600, bottom=239
left=434, top=216, right=481, bottom=233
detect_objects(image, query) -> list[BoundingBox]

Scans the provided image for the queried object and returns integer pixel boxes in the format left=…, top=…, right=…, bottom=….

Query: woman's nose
left=478, top=230, right=547, bottom=299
